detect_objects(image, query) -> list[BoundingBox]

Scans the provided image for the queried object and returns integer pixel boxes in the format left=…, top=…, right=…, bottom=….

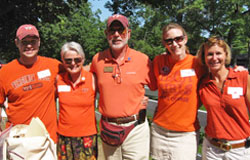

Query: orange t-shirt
left=56, top=68, right=97, bottom=137
left=153, top=54, right=204, bottom=132
left=90, top=46, right=157, bottom=117
left=0, top=56, right=61, bottom=142
left=199, top=68, right=250, bottom=140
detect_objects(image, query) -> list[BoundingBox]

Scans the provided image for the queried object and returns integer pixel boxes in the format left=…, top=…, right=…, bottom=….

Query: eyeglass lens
left=21, top=40, right=38, bottom=46
left=108, top=28, right=126, bottom=35
left=164, top=36, right=184, bottom=45
left=64, top=58, right=82, bottom=64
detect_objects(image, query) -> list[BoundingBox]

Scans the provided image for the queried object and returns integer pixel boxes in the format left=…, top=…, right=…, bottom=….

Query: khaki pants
left=102, top=119, right=149, bottom=160
left=202, top=138, right=250, bottom=160
left=150, top=122, right=198, bottom=160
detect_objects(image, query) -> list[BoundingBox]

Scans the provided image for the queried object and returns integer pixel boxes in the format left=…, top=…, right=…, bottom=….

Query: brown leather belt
left=205, top=134, right=246, bottom=151
left=102, top=115, right=139, bottom=124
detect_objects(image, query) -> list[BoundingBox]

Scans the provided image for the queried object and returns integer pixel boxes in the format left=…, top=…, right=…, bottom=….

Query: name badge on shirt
left=180, top=69, right=196, bottom=77
left=227, top=87, right=243, bottom=99
left=58, top=85, right=71, bottom=92
left=104, top=66, right=113, bottom=73
left=37, top=69, right=51, bottom=79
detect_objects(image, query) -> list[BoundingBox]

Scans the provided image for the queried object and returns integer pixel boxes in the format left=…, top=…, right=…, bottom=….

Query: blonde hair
left=162, top=23, right=189, bottom=54
left=196, top=36, right=231, bottom=66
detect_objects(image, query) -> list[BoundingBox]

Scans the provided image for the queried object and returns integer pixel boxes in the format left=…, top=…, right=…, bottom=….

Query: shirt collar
left=203, top=67, right=236, bottom=84
left=104, top=45, right=132, bottom=63
left=63, top=68, right=86, bottom=84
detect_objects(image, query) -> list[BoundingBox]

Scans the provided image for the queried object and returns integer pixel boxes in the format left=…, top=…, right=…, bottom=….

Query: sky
left=89, top=0, right=112, bottom=21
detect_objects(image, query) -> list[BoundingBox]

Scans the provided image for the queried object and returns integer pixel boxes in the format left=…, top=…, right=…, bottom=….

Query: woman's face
left=62, top=50, right=84, bottom=75
left=205, top=45, right=227, bottom=72
left=163, top=28, right=187, bottom=58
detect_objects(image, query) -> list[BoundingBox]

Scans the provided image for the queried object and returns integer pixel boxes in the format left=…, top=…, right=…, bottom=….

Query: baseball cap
left=16, top=24, right=39, bottom=40
left=107, top=14, right=129, bottom=28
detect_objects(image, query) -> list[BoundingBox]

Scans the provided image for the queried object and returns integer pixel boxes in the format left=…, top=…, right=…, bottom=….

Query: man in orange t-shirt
left=90, top=14, right=156, bottom=160
left=0, top=24, right=62, bottom=143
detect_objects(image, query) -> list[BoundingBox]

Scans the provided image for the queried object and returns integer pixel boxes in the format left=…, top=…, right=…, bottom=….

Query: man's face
left=106, top=21, right=130, bottom=51
left=15, top=36, right=40, bottom=59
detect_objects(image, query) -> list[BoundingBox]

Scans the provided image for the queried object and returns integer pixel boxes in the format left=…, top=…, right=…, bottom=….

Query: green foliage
left=0, top=0, right=87, bottom=62
left=38, top=2, right=107, bottom=64
left=1, top=0, right=250, bottom=66
left=105, top=0, right=250, bottom=60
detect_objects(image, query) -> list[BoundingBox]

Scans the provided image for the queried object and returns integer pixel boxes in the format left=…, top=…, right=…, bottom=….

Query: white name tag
left=227, top=87, right=243, bottom=99
left=180, top=69, right=196, bottom=77
left=37, top=69, right=51, bottom=79
left=58, top=85, right=71, bottom=92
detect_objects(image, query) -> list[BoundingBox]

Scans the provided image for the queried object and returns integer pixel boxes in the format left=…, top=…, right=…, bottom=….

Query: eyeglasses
left=64, top=57, right=82, bottom=65
left=112, top=65, right=122, bottom=84
left=108, top=27, right=126, bottom=35
left=20, top=40, right=39, bottom=46
left=164, top=36, right=185, bottom=45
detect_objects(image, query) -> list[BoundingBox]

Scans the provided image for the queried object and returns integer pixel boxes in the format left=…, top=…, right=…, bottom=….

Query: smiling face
left=15, top=36, right=40, bottom=61
left=62, top=50, right=84, bottom=76
left=205, top=45, right=227, bottom=73
left=163, top=28, right=187, bottom=60
left=105, top=21, right=131, bottom=51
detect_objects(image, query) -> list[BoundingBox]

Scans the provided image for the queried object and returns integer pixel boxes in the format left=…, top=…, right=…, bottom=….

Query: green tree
left=38, top=2, right=107, bottom=64
left=104, top=0, right=250, bottom=58
left=129, top=4, right=166, bottom=59
left=0, top=0, right=87, bottom=62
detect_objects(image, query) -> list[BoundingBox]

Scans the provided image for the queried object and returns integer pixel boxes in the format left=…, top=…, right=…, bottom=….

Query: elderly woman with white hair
left=56, top=42, right=97, bottom=160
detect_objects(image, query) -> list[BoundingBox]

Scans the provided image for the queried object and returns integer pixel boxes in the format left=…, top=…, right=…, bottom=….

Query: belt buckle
left=219, top=141, right=232, bottom=151
left=116, top=118, right=122, bottom=124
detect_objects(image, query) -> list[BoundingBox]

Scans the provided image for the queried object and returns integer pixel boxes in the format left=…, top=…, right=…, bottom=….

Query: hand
left=141, top=96, right=149, bottom=106
left=233, top=65, right=248, bottom=72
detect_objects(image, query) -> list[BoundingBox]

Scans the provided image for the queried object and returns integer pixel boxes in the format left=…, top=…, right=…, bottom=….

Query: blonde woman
left=197, top=36, right=250, bottom=160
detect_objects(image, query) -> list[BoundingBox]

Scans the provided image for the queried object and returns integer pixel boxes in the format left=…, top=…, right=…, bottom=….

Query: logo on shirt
left=126, top=72, right=136, bottom=75
left=159, top=70, right=193, bottom=102
left=227, top=87, right=243, bottom=99
left=160, top=66, right=170, bottom=75
left=11, top=74, right=36, bottom=89
left=82, top=88, right=89, bottom=93
left=23, top=82, right=43, bottom=91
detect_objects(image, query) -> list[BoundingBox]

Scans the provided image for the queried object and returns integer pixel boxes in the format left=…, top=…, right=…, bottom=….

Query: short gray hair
left=60, top=41, right=85, bottom=59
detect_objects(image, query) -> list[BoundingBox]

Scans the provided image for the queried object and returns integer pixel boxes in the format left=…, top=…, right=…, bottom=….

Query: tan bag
left=2, top=118, right=57, bottom=160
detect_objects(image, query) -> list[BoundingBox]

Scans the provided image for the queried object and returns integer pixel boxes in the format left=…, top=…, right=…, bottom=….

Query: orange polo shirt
left=0, top=56, right=61, bottom=142
left=199, top=68, right=250, bottom=140
left=57, top=68, right=97, bottom=137
left=153, top=54, right=205, bottom=132
left=90, top=45, right=157, bottom=118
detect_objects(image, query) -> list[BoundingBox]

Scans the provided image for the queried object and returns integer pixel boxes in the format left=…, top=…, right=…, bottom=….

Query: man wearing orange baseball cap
left=0, top=24, right=63, bottom=145
left=91, top=14, right=157, bottom=159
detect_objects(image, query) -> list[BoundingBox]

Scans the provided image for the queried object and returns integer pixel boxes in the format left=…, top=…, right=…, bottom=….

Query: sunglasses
left=64, top=57, right=82, bottom=64
left=164, top=36, right=185, bottom=45
left=108, top=27, right=126, bottom=35
left=20, top=40, right=39, bottom=46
